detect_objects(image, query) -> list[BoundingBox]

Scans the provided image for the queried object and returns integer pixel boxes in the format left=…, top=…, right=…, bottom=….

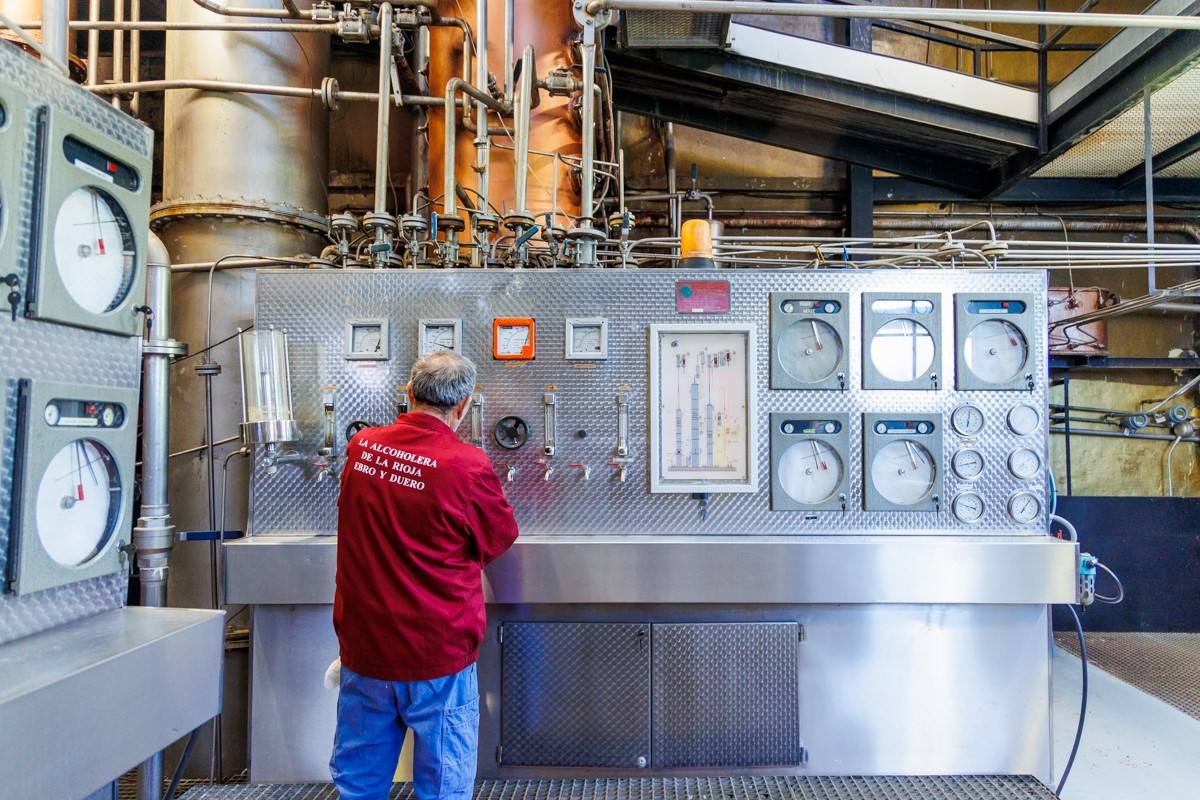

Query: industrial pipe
left=85, top=0, right=98, bottom=84
left=442, top=76, right=509, bottom=221
left=374, top=3, right=394, bottom=216
left=584, top=0, right=1200, bottom=31
left=87, top=77, right=443, bottom=106
left=512, top=45, right=534, bottom=215
left=39, top=0, right=66, bottom=62
left=18, top=19, right=340, bottom=31
left=113, top=0, right=124, bottom=110
left=191, top=0, right=312, bottom=18
left=579, top=19, right=598, bottom=227
left=133, top=232, right=178, bottom=800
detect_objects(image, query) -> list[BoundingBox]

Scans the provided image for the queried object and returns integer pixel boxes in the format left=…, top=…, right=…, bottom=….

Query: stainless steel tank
left=154, top=0, right=330, bottom=775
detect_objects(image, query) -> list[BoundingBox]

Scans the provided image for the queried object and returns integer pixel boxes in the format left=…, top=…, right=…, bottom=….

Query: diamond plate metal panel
left=250, top=269, right=1049, bottom=538
left=1056, top=631, right=1200, bottom=720
left=178, top=775, right=1059, bottom=800
left=501, top=622, right=650, bottom=767
left=1035, top=63, right=1200, bottom=178
left=0, top=44, right=147, bottom=645
left=651, top=623, right=800, bottom=768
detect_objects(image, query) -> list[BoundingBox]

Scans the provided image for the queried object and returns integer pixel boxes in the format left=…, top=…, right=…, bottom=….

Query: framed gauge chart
left=648, top=323, right=757, bottom=493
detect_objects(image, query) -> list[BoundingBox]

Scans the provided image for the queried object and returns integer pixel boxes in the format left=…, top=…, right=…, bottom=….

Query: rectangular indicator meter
left=493, top=317, right=536, bottom=360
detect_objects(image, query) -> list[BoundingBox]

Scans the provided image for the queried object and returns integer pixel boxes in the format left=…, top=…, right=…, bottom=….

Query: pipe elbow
left=147, top=230, right=172, bottom=269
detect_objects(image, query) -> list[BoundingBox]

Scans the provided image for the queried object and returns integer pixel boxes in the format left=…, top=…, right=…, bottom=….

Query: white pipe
left=39, top=0, right=68, bottom=63
left=580, top=20, right=597, bottom=226
left=585, top=0, right=1200, bottom=31
left=86, top=0, right=99, bottom=85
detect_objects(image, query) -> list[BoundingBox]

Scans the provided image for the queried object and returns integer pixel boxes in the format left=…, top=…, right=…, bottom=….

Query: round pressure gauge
left=35, top=439, right=122, bottom=566
left=43, top=402, right=60, bottom=426
left=53, top=187, right=137, bottom=315
left=778, top=438, right=844, bottom=505
left=777, top=319, right=843, bottom=384
left=952, top=449, right=985, bottom=480
left=1007, top=491, right=1042, bottom=524
left=1007, top=404, right=1041, bottom=436
left=871, top=439, right=936, bottom=506
left=493, top=416, right=529, bottom=450
left=964, top=320, right=1028, bottom=384
left=953, top=492, right=985, bottom=523
left=870, top=319, right=935, bottom=382
left=950, top=404, right=985, bottom=436
left=1008, top=447, right=1042, bottom=479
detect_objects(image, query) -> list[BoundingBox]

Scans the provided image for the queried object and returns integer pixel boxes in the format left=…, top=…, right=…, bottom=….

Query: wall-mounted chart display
left=954, top=294, right=1038, bottom=391
left=863, top=413, right=942, bottom=512
left=769, top=413, right=848, bottom=511
left=649, top=324, right=757, bottom=493
left=862, top=293, right=941, bottom=390
left=6, top=380, right=138, bottom=595
left=27, top=108, right=151, bottom=337
left=769, top=293, right=848, bottom=390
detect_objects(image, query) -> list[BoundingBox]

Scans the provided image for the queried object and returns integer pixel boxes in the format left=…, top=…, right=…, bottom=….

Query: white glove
left=323, top=657, right=342, bottom=690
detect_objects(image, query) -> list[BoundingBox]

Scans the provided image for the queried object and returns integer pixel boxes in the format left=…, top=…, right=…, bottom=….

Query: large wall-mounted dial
left=862, top=293, right=941, bottom=390
left=6, top=379, right=138, bottom=595
left=954, top=294, right=1038, bottom=391
left=863, top=413, right=942, bottom=512
left=769, top=413, right=849, bottom=511
left=769, top=293, right=849, bottom=390
left=26, top=108, right=151, bottom=337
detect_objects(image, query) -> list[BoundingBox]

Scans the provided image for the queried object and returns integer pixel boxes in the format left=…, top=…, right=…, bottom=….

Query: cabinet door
left=500, top=622, right=650, bottom=767
left=652, top=622, right=802, bottom=768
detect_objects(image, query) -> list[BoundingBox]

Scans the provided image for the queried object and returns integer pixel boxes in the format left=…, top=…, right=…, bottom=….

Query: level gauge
left=1007, top=404, right=1040, bottom=436
left=1007, top=491, right=1042, bottom=524
left=964, top=319, right=1028, bottom=385
left=777, top=319, right=843, bottom=384
left=53, top=187, right=136, bottom=315
left=35, top=439, right=122, bottom=566
left=950, top=404, right=985, bottom=436
left=953, top=492, right=985, bottom=523
left=871, top=440, right=937, bottom=506
left=565, top=317, right=608, bottom=360
left=777, top=438, right=844, bottom=506
left=952, top=449, right=985, bottom=480
left=419, top=318, right=462, bottom=356
left=870, top=319, right=935, bottom=383
left=1008, top=447, right=1042, bottom=479
left=493, top=415, right=529, bottom=450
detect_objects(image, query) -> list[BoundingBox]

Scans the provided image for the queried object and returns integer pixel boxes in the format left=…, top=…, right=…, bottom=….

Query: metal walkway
left=179, top=776, right=1058, bottom=800
left=1056, top=632, right=1200, bottom=721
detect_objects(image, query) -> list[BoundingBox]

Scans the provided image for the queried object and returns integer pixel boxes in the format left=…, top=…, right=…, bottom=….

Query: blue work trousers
left=331, top=663, right=479, bottom=800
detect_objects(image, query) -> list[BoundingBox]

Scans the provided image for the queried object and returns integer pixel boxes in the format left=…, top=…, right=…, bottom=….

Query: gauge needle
left=810, top=320, right=824, bottom=350
left=91, top=191, right=106, bottom=256
left=810, top=439, right=827, bottom=470
left=904, top=440, right=920, bottom=469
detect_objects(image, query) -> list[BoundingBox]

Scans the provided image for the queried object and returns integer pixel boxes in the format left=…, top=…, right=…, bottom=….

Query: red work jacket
left=333, top=412, right=519, bottom=681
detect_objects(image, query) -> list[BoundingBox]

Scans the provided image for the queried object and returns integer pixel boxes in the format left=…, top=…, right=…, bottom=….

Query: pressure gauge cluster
left=6, top=380, right=138, bottom=596
left=769, top=413, right=848, bottom=511
left=25, top=107, right=151, bottom=337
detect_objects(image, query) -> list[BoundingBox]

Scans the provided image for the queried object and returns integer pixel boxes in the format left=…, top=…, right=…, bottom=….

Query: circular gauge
left=952, top=449, right=985, bottom=480
left=870, top=319, right=935, bottom=382
left=99, top=405, right=117, bottom=427
left=778, top=439, right=844, bottom=505
left=951, top=405, right=985, bottom=437
left=43, top=402, right=60, bottom=426
left=1007, top=404, right=1041, bottom=436
left=871, top=439, right=937, bottom=506
left=1007, top=491, right=1042, bottom=524
left=1008, top=447, right=1042, bottom=479
left=53, top=187, right=137, bottom=315
left=35, top=439, right=122, bottom=567
left=494, top=416, right=529, bottom=450
left=964, top=320, right=1029, bottom=384
left=777, top=319, right=843, bottom=384
left=953, top=492, right=985, bottom=523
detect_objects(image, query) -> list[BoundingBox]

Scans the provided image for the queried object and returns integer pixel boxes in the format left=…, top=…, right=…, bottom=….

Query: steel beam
left=875, top=176, right=1200, bottom=204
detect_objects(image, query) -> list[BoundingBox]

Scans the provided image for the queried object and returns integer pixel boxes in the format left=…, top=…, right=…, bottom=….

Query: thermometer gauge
left=1008, top=491, right=1042, bottom=524
left=950, top=404, right=985, bottom=436
left=777, top=319, right=843, bottom=384
left=777, top=438, right=844, bottom=505
left=1008, top=447, right=1042, bottom=479
left=35, top=439, right=122, bottom=567
left=53, top=187, right=136, bottom=315
left=870, top=439, right=936, bottom=506
left=953, top=492, right=985, bottom=523
left=1007, top=404, right=1041, bottom=436
left=964, top=319, right=1029, bottom=384
left=952, top=449, right=985, bottom=480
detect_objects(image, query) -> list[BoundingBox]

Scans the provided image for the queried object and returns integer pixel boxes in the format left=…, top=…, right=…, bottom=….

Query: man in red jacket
left=331, top=350, right=519, bottom=800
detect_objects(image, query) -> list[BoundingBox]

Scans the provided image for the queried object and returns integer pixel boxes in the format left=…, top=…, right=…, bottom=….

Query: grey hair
left=409, top=351, right=477, bottom=410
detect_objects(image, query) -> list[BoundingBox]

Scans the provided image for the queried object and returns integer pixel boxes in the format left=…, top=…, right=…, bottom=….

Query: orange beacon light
left=680, top=219, right=715, bottom=269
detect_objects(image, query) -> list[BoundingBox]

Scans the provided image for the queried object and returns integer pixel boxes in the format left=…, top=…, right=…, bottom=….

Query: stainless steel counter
left=225, top=534, right=1079, bottom=605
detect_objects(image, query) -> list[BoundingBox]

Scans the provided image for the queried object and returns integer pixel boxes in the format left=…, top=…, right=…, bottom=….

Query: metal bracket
left=1078, top=553, right=1098, bottom=606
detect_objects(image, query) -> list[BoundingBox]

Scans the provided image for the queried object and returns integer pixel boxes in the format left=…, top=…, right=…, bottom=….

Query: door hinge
left=798, top=623, right=806, bottom=642
left=799, top=746, right=809, bottom=766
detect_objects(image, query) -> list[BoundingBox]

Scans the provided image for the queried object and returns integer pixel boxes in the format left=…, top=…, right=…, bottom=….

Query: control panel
left=249, top=268, right=1049, bottom=537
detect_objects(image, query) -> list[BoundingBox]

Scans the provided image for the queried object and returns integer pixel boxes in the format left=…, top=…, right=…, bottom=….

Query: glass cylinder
left=238, top=327, right=299, bottom=443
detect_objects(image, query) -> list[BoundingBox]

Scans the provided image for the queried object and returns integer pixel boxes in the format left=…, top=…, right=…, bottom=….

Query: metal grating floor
left=179, top=776, right=1058, bottom=800
left=1056, top=632, right=1200, bottom=721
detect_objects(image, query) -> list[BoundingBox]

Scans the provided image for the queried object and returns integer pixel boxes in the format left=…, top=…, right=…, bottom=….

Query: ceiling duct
left=619, top=10, right=730, bottom=49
